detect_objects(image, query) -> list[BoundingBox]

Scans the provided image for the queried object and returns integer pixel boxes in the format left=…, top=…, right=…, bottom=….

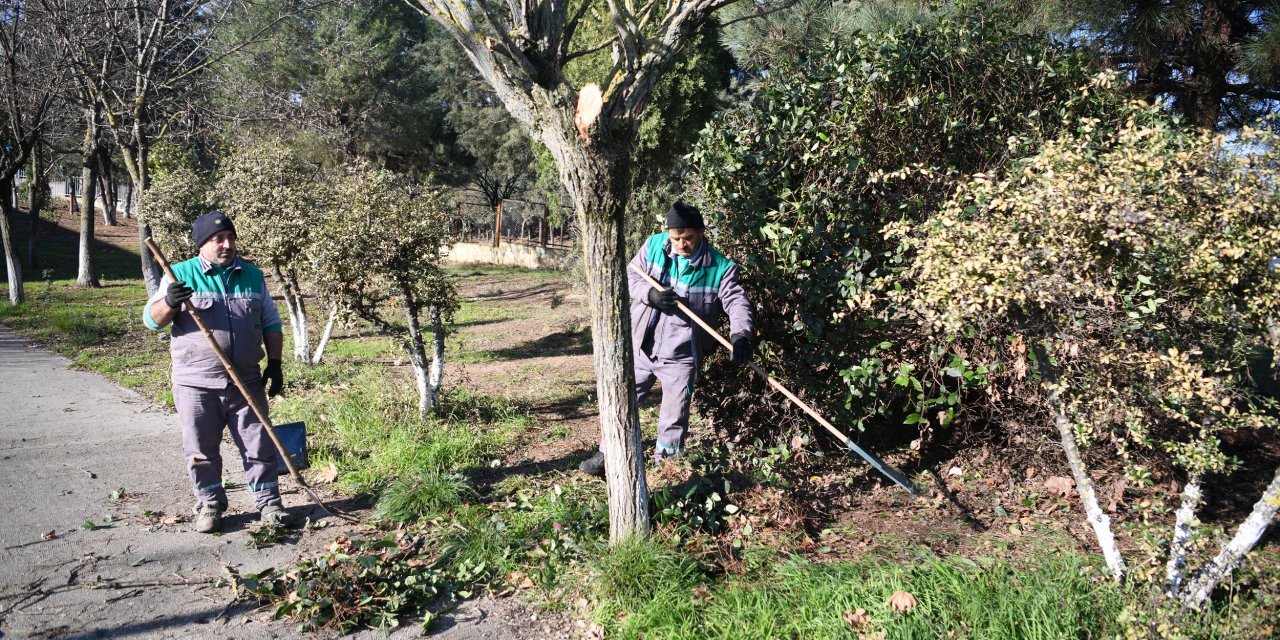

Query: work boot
left=578, top=450, right=605, bottom=478
left=194, top=503, right=223, bottom=534
left=259, top=499, right=295, bottom=527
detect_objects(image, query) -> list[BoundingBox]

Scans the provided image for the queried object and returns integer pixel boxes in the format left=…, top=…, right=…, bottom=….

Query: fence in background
left=454, top=197, right=574, bottom=249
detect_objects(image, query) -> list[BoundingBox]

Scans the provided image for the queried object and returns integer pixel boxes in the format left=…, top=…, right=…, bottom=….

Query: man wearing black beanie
left=142, top=210, right=293, bottom=533
left=580, top=201, right=755, bottom=476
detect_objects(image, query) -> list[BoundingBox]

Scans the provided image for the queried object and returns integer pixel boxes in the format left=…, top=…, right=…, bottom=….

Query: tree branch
left=565, top=35, right=620, bottom=63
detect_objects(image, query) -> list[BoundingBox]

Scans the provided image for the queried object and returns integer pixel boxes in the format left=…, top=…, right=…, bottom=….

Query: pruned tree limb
left=1166, top=472, right=1202, bottom=596
left=1181, top=465, right=1280, bottom=608
left=1049, top=387, right=1127, bottom=583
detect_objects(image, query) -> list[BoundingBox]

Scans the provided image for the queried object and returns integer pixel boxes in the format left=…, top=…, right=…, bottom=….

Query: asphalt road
left=0, top=324, right=529, bottom=639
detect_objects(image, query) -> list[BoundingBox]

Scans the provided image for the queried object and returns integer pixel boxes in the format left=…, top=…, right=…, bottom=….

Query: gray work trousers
left=634, top=347, right=697, bottom=458
left=174, top=383, right=280, bottom=510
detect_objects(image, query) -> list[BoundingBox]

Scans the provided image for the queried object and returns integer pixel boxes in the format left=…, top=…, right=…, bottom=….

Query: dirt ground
left=0, top=322, right=581, bottom=639
left=0, top=211, right=578, bottom=639
left=7, top=208, right=1278, bottom=637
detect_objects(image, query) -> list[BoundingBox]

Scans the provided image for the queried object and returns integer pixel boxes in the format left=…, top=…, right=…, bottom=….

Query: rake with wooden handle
left=146, top=238, right=358, bottom=522
left=630, top=263, right=920, bottom=498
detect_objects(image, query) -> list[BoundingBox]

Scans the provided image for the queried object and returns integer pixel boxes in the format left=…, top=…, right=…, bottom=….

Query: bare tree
left=1, top=0, right=58, bottom=303
left=40, top=0, right=258, bottom=294
left=412, top=0, right=764, bottom=542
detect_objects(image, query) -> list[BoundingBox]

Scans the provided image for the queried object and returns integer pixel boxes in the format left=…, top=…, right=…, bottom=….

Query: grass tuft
left=593, top=536, right=702, bottom=613
left=374, top=468, right=473, bottom=523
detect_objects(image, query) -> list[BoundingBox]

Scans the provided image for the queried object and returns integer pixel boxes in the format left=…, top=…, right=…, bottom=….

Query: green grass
left=604, top=550, right=1125, bottom=640
left=0, top=279, right=172, bottom=404
left=593, top=537, right=702, bottom=612
left=273, top=370, right=532, bottom=493
left=374, top=468, right=474, bottom=523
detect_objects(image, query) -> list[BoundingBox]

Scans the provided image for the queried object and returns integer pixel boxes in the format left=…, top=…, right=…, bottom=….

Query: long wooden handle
left=145, top=239, right=339, bottom=514
left=629, top=263, right=919, bottom=497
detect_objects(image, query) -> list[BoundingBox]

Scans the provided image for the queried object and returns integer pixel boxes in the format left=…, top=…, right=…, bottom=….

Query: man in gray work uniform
left=143, top=211, right=292, bottom=533
left=580, top=201, right=754, bottom=476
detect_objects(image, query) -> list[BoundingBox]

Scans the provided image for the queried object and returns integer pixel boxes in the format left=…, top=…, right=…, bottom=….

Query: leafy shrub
left=690, top=5, right=1130, bottom=448
left=216, top=141, right=327, bottom=272
left=650, top=451, right=741, bottom=541
left=374, top=467, right=473, bottom=523
left=890, top=109, right=1280, bottom=546
left=138, top=166, right=212, bottom=256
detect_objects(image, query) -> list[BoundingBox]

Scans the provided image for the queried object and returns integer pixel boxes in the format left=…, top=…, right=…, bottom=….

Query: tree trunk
left=1166, top=473, right=1203, bottom=596
left=0, top=179, right=25, bottom=305
left=96, top=146, right=117, bottom=226
left=272, top=264, right=310, bottom=363
left=429, top=304, right=445, bottom=404
left=401, top=295, right=438, bottom=418
left=1176, top=0, right=1233, bottom=129
left=28, top=146, right=47, bottom=269
left=123, top=179, right=134, bottom=218
left=77, top=107, right=100, bottom=288
left=557, top=142, right=648, bottom=543
left=1181, top=464, right=1280, bottom=608
left=127, top=142, right=162, bottom=294
left=1050, top=389, right=1126, bottom=582
left=311, top=306, right=338, bottom=365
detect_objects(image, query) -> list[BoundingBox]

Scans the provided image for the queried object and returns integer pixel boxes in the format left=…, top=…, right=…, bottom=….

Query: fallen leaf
left=41, top=530, right=57, bottom=541
left=887, top=590, right=917, bottom=613
left=1025, top=467, right=1037, bottom=479
left=1044, top=476, right=1074, bottom=498
left=586, top=622, right=605, bottom=640
left=844, top=608, right=872, bottom=629
left=315, top=463, right=338, bottom=484
left=1106, top=479, right=1128, bottom=512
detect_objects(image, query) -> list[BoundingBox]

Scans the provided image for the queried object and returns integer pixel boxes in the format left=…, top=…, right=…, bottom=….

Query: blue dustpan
left=272, top=421, right=309, bottom=474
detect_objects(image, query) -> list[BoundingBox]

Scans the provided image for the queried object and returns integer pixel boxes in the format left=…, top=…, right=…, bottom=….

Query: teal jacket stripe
left=627, top=232, right=754, bottom=363
left=144, top=257, right=283, bottom=333
left=143, top=255, right=282, bottom=389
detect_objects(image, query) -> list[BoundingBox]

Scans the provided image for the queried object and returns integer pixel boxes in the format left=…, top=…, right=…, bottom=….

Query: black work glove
left=648, top=287, right=677, bottom=311
left=164, top=280, right=194, bottom=309
left=262, top=359, right=283, bottom=398
left=730, top=332, right=753, bottom=366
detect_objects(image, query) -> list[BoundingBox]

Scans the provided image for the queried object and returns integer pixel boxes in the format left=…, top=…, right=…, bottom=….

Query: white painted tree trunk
left=1050, top=389, right=1127, bottom=582
left=0, top=182, right=24, bottom=305
left=403, top=297, right=439, bottom=418
left=1181, top=465, right=1280, bottom=608
left=411, top=356, right=433, bottom=418
left=311, top=306, right=338, bottom=365
left=1166, top=473, right=1203, bottom=596
left=428, top=305, right=445, bottom=404
left=271, top=265, right=310, bottom=363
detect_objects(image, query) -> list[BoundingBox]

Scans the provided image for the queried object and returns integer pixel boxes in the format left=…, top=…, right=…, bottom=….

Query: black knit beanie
left=191, top=210, right=236, bottom=248
left=665, top=201, right=704, bottom=230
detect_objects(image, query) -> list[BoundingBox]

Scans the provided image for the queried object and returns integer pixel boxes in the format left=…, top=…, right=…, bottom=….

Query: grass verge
left=0, top=279, right=172, bottom=404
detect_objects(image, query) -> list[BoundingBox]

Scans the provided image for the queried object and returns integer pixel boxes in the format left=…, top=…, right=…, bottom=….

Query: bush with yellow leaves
left=889, top=105, right=1280, bottom=607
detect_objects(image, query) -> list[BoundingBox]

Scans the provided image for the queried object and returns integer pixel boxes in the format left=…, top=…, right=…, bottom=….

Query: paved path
left=0, top=325, right=528, bottom=639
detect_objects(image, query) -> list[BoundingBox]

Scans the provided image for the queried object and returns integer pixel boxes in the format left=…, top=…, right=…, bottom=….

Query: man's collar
left=198, top=255, right=243, bottom=274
